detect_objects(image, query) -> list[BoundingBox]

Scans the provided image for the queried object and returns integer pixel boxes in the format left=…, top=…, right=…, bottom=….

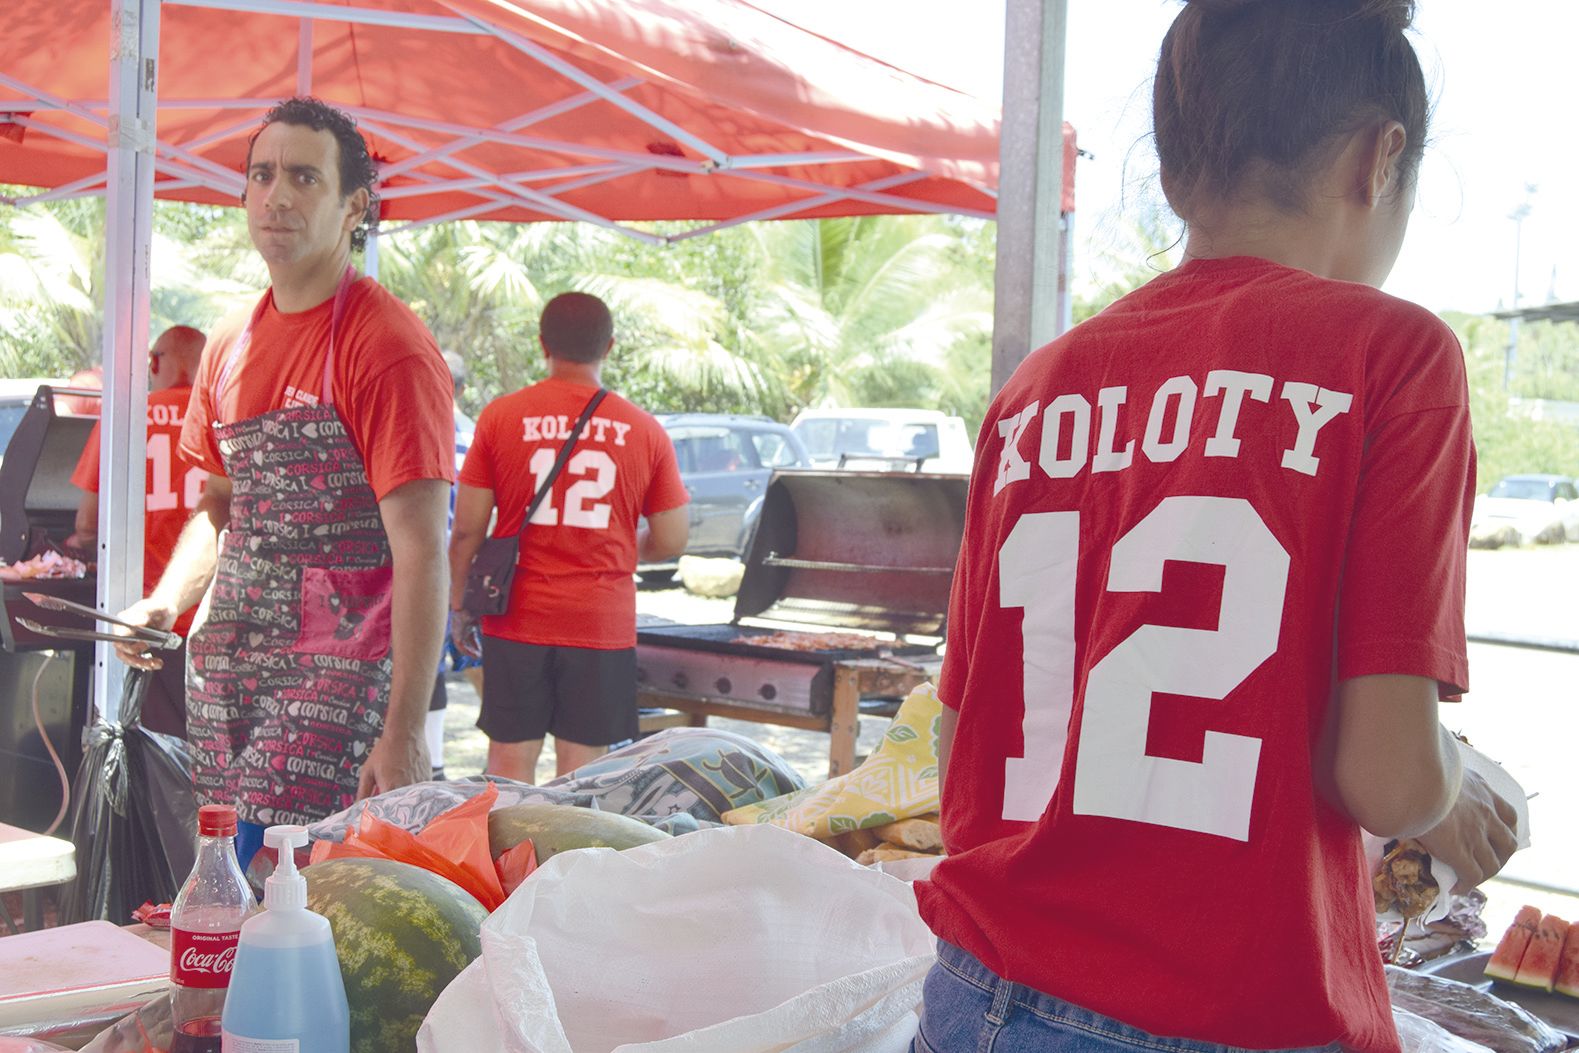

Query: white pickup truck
left=789, top=407, right=975, bottom=474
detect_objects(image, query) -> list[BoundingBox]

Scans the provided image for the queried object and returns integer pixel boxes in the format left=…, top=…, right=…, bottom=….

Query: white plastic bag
left=418, top=824, right=936, bottom=1053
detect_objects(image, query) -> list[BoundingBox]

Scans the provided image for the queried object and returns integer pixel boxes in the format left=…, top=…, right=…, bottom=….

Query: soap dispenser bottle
left=220, top=825, right=350, bottom=1053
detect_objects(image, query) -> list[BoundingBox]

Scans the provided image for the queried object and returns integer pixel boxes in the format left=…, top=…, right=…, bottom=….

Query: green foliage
left=1441, top=311, right=1579, bottom=488
left=2, top=196, right=1000, bottom=426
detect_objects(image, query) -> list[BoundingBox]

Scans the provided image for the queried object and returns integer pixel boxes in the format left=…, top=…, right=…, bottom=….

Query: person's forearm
left=380, top=481, right=451, bottom=745
left=447, top=527, right=486, bottom=611
left=149, top=486, right=228, bottom=614
left=1426, top=723, right=1467, bottom=829
left=386, top=545, right=447, bottom=741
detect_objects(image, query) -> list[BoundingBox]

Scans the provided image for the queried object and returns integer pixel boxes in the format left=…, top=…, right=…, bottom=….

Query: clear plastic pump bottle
left=220, top=825, right=350, bottom=1053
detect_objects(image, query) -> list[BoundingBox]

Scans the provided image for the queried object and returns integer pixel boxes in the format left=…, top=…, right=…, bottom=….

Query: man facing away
left=449, top=292, right=688, bottom=783
left=115, top=97, right=455, bottom=867
left=71, top=324, right=206, bottom=737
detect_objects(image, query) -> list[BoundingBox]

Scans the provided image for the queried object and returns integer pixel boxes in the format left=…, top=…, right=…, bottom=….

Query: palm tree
left=0, top=197, right=103, bottom=376
left=378, top=219, right=772, bottom=414
left=745, top=215, right=993, bottom=415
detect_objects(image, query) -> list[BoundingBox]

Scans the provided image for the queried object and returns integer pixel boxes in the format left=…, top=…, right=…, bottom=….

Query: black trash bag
left=57, top=670, right=197, bottom=924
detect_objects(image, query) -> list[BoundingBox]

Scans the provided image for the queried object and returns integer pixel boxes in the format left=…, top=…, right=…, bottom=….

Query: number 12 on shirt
left=525, top=448, right=617, bottom=529
left=998, top=495, right=1289, bottom=841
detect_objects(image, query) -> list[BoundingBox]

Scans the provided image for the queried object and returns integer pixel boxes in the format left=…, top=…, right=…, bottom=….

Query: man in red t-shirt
left=449, top=292, right=689, bottom=783
left=113, top=99, right=454, bottom=863
left=70, top=324, right=206, bottom=736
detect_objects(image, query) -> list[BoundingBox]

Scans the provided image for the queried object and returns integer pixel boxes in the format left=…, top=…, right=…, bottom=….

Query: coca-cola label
left=171, top=928, right=240, bottom=988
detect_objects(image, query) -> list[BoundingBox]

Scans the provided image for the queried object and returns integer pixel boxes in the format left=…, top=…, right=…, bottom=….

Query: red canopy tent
left=0, top=0, right=1077, bottom=237
left=0, top=0, right=1074, bottom=712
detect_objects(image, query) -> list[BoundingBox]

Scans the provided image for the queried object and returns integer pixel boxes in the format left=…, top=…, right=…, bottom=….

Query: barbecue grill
left=0, top=386, right=97, bottom=831
left=636, top=469, right=967, bottom=776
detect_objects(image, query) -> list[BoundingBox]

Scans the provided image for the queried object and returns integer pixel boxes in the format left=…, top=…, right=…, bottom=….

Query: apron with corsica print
left=186, top=268, right=394, bottom=826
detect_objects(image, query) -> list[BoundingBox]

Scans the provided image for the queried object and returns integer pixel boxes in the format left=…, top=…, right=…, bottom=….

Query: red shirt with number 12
left=915, top=256, right=1474, bottom=1053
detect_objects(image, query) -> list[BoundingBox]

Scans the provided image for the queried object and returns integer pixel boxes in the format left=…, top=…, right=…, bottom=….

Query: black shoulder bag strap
left=460, top=387, right=608, bottom=616
left=515, top=387, right=608, bottom=534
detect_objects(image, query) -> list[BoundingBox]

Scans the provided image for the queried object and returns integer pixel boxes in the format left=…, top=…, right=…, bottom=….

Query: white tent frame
left=0, top=0, right=1065, bottom=718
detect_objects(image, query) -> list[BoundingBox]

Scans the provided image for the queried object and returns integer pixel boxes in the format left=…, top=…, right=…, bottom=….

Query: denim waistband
left=932, top=940, right=1342, bottom=1053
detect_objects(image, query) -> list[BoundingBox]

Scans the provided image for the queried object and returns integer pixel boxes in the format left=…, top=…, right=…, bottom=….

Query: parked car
left=789, top=407, right=974, bottom=474
left=640, top=413, right=812, bottom=581
left=1470, top=474, right=1579, bottom=546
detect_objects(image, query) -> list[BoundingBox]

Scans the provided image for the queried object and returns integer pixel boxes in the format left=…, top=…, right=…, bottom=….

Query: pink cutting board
left=0, top=921, right=168, bottom=1001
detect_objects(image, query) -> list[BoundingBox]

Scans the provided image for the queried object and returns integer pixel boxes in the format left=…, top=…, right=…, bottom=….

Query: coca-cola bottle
left=169, top=804, right=255, bottom=1053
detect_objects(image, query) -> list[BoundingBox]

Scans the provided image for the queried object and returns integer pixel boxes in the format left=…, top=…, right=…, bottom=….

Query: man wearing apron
left=116, top=98, right=455, bottom=867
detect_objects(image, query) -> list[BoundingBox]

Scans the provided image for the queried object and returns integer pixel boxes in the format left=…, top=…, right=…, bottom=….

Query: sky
left=763, top=0, right=1578, bottom=316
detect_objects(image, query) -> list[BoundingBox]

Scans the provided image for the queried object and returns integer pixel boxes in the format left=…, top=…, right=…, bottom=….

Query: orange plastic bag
left=309, top=785, right=506, bottom=911
left=413, top=784, right=506, bottom=908
left=495, top=839, right=538, bottom=898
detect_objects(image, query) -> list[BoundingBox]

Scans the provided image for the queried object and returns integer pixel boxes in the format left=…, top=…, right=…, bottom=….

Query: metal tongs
left=19, top=591, right=182, bottom=651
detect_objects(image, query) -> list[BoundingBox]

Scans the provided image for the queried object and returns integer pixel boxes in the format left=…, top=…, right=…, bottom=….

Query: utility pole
left=1505, top=183, right=1538, bottom=391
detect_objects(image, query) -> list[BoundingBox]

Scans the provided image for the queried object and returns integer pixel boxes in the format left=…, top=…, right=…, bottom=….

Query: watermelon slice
left=1512, top=913, right=1570, bottom=992
left=1485, top=905, right=1543, bottom=982
left=1555, top=923, right=1579, bottom=999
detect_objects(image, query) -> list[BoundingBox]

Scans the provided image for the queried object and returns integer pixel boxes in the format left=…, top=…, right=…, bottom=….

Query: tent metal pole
left=343, top=106, right=710, bottom=175
left=7, top=116, right=241, bottom=194
left=356, top=116, right=667, bottom=244
left=991, top=0, right=1068, bottom=395
left=381, top=201, right=505, bottom=238
left=95, top=0, right=162, bottom=722
left=165, top=0, right=484, bottom=35
left=446, top=7, right=731, bottom=166
left=297, top=17, right=313, bottom=95
left=180, top=113, right=263, bottom=152
left=364, top=226, right=379, bottom=280
left=374, top=80, right=645, bottom=182
left=377, top=164, right=625, bottom=199
left=7, top=172, right=110, bottom=206
left=663, top=172, right=933, bottom=241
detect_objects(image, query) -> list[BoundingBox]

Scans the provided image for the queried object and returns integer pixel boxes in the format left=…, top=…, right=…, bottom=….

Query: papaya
left=486, top=803, right=669, bottom=863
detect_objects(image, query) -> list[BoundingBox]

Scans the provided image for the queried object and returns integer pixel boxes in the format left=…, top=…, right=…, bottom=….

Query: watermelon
left=304, top=857, right=487, bottom=1053
left=1485, top=905, right=1543, bottom=982
left=1512, top=913, right=1570, bottom=992
left=1555, top=924, right=1579, bottom=999
left=486, top=803, right=669, bottom=862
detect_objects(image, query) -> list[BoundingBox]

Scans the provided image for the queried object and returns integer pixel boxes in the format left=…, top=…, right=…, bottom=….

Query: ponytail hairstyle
left=1153, top=0, right=1428, bottom=216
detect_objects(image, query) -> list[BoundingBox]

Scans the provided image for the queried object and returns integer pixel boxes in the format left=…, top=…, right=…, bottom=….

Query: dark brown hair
left=1153, top=0, right=1428, bottom=215
left=539, top=292, right=614, bottom=364
left=244, top=97, right=380, bottom=252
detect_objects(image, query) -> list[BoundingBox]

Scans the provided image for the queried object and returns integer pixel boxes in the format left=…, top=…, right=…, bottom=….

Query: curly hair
left=244, top=97, right=381, bottom=251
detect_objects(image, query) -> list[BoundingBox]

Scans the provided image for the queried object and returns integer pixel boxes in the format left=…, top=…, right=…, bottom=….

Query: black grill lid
left=733, top=469, right=968, bottom=637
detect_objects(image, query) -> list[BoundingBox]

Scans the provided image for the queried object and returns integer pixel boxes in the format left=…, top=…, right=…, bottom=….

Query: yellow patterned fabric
left=721, top=682, right=941, bottom=837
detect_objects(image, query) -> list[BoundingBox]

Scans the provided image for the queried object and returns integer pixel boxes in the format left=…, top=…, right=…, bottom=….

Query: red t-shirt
left=914, top=257, right=1474, bottom=1053
left=459, top=378, right=687, bottom=650
left=71, top=386, right=204, bottom=636
left=180, top=277, right=455, bottom=500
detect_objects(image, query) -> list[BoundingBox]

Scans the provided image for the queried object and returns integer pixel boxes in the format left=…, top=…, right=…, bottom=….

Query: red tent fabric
left=0, top=0, right=1074, bottom=232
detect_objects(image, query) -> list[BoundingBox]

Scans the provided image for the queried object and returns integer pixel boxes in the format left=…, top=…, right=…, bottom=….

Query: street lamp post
left=1505, top=184, right=1537, bottom=391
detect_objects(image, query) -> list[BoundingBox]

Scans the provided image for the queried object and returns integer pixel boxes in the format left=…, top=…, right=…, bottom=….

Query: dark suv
left=642, top=413, right=811, bottom=578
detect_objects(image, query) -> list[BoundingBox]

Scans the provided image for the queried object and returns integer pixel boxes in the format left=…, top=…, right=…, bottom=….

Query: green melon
left=486, top=803, right=670, bottom=862
left=304, top=857, right=486, bottom=1053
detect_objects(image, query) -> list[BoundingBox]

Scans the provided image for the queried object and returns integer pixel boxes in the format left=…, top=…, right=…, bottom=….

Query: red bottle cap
left=197, top=804, right=238, bottom=838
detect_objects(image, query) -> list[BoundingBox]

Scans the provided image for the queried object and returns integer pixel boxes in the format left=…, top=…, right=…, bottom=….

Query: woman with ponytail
left=911, top=3, right=1519, bottom=1050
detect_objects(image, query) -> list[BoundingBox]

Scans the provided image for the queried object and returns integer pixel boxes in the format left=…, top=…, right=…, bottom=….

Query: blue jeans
left=912, top=941, right=1342, bottom=1053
